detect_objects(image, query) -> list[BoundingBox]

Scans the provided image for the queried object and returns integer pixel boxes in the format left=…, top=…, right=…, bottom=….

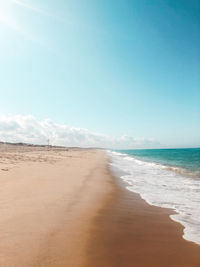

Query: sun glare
left=0, top=0, right=53, bottom=45
left=0, top=0, right=12, bottom=16
left=0, top=0, right=16, bottom=28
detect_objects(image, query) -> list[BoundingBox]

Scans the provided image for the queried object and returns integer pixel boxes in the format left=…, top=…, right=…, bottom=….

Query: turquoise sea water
left=108, top=148, right=200, bottom=245
left=117, top=148, right=200, bottom=177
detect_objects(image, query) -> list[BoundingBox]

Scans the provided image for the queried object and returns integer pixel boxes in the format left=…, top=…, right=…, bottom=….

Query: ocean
left=108, top=148, right=200, bottom=245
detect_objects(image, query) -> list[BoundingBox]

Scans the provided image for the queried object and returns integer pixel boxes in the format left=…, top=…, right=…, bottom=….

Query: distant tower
left=4, top=141, right=7, bottom=152
left=47, top=139, right=50, bottom=150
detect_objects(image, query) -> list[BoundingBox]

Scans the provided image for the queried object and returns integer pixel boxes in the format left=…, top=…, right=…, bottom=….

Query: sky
left=0, top=0, right=199, bottom=148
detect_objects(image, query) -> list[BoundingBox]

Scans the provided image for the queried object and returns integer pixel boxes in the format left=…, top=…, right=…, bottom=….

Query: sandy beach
left=0, top=145, right=113, bottom=267
left=0, top=145, right=200, bottom=267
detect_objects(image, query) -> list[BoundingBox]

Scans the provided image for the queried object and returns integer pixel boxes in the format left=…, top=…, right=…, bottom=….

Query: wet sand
left=87, top=176, right=200, bottom=267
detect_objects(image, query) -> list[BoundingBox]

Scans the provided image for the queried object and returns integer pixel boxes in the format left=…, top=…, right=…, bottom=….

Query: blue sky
left=0, top=0, right=199, bottom=148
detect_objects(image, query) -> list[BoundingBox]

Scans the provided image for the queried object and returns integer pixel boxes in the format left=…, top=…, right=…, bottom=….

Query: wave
left=108, top=150, right=200, bottom=245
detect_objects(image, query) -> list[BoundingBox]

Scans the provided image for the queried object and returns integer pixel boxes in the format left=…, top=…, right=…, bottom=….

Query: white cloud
left=0, top=115, right=159, bottom=149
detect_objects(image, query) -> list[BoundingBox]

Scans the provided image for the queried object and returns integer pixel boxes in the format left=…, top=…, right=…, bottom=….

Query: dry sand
left=0, top=144, right=200, bottom=267
left=0, top=145, right=113, bottom=267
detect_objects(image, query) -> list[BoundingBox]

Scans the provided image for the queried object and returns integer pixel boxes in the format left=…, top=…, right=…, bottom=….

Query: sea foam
left=108, top=150, right=200, bottom=245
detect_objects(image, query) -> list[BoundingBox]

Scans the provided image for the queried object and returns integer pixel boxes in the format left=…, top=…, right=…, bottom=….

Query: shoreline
left=108, top=149, right=200, bottom=247
left=0, top=146, right=200, bottom=266
left=86, top=160, right=200, bottom=267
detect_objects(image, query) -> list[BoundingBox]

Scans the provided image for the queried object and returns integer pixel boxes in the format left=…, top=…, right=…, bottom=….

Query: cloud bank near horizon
left=0, top=115, right=159, bottom=149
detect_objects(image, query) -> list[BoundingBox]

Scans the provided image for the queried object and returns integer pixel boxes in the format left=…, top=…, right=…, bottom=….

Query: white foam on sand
left=108, top=150, right=200, bottom=245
